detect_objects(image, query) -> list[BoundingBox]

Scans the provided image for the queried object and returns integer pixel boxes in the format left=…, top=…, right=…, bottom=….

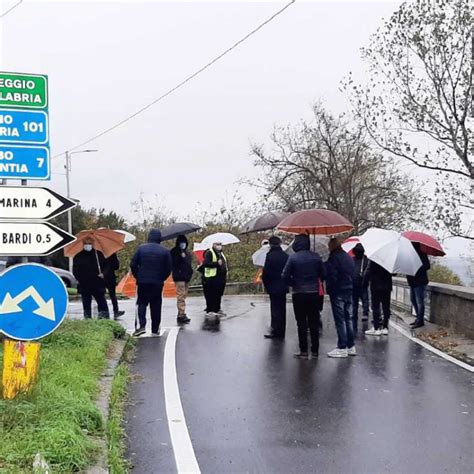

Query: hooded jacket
left=325, top=247, right=355, bottom=296
left=170, top=235, right=193, bottom=283
left=352, top=243, right=368, bottom=289
left=262, top=244, right=289, bottom=295
left=130, top=229, right=172, bottom=285
left=281, top=234, right=325, bottom=293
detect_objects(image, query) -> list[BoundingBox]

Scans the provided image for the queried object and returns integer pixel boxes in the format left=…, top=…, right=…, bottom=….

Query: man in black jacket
left=363, top=260, right=392, bottom=336
left=130, top=229, right=172, bottom=337
left=352, top=243, right=369, bottom=333
left=407, top=243, right=431, bottom=329
left=171, top=235, right=193, bottom=324
left=73, top=238, right=110, bottom=319
left=325, top=238, right=356, bottom=358
left=262, top=236, right=289, bottom=339
left=282, top=234, right=325, bottom=358
left=104, top=253, right=125, bottom=320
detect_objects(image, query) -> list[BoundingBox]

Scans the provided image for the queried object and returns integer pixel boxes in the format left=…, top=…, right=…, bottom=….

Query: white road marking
left=164, top=327, right=201, bottom=473
left=389, top=319, right=474, bottom=373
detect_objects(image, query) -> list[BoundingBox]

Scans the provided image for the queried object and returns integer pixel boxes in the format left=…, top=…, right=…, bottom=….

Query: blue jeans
left=330, top=291, right=354, bottom=349
left=410, top=285, right=426, bottom=323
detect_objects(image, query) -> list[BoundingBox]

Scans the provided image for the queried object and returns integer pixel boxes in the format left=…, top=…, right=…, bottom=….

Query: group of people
left=261, top=235, right=431, bottom=359
left=71, top=228, right=431, bottom=355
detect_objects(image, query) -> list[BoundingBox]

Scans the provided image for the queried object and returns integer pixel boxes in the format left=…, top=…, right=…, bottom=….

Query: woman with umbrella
left=170, top=235, right=193, bottom=324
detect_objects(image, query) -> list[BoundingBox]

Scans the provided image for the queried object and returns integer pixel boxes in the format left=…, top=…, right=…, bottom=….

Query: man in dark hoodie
left=262, top=236, right=289, bottom=339
left=171, top=235, right=193, bottom=324
left=325, top=238, right=356, bottom=358
left=352, top=243, right=369, bottom=333
left=130, top=229, right=172, bottom=337
left=282, top=234, right=325, bottom=359
left=363, top=260, right=392, bottom=336
left=407, top=243, right=431, bottom=329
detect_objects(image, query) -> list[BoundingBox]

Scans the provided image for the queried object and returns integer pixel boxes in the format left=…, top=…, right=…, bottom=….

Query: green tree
left=429, top=262, right=462, bottom=286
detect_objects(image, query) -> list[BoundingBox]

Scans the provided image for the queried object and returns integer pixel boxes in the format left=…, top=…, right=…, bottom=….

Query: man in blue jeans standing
left=407, top=243, right=431, bottom=329
left=325, top=238, right=355, bottom=358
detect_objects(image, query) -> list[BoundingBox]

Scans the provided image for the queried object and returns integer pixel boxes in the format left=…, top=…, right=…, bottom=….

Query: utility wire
left=53, top=0, right=295, bottom=159
left=0, top=0, right=23, bottom=18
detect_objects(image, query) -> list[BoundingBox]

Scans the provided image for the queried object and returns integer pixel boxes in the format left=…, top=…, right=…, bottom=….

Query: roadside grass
left=107, top=338, right=135, bottom=474
left=0, top=319, right=125, bottom=473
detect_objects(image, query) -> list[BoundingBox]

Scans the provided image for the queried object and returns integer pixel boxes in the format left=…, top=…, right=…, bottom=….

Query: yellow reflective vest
left=204, top=248, right=227, bottom=278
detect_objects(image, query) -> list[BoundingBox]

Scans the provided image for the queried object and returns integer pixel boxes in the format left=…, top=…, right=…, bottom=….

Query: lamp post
left=65, top=149, right=98, bottom=272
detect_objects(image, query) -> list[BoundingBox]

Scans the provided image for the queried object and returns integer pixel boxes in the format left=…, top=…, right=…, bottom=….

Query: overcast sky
left=1, top=0, right=472, bottom=276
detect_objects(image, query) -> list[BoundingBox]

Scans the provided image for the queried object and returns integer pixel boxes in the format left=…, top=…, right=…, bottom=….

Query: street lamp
left=65, top=149, right=98, bottom=272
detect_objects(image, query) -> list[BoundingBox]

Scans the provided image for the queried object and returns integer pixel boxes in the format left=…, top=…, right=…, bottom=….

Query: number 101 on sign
left=0, top=145, right=50, bottom=180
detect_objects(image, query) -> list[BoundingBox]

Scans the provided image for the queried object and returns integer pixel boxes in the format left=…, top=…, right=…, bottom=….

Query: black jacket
left=282, top=235, right=325, bottom=294
left=103, top=253, right=120, bottom=286
left=352, top=256, right=368, bottom=289
left=202, top=248, right=227, bottom=281
left=363, top=260, right=393, bottom=293
left=262, top=246, right=289, bottom=295
left=171, top=235, right=193, bottom=283
left=406, top=252, right=430, bottom=287
left=130, top=229, right=172, bottom=285
left=325, top=247, right=355, bottom=296
left=73, top=249, right=107, bottom=293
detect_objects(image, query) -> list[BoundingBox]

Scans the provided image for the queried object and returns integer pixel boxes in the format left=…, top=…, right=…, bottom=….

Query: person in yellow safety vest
left=202, top=241, right=228, bottom=319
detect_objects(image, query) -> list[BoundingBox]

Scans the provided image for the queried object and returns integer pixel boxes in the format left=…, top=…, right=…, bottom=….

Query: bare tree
left=250, top=104, right=424, bottom=234
left=343, top=0, right=473, bottom=238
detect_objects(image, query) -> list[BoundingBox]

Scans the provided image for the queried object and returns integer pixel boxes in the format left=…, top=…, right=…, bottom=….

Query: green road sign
left=0, top=72, right=48, bottom=109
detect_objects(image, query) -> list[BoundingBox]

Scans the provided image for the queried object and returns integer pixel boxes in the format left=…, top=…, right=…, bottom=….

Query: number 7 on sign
left=36, top=157, right=44, bottom=168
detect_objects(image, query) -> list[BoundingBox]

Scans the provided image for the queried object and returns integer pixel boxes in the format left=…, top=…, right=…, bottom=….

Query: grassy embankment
left=0, top=319, right=127, bottom=473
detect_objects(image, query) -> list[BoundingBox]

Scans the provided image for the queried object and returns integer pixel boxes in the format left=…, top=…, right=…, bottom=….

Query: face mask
left=179, top=243, right=187, bottom=250
left=84, top=244, right=93, bottom=252
left=215, top=245, right=223, bottom=252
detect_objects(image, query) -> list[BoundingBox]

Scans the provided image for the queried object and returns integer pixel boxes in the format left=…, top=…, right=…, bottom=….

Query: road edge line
left=389, top=319, right=474, bottom=373
left=163, top=327, right=201, bottom=473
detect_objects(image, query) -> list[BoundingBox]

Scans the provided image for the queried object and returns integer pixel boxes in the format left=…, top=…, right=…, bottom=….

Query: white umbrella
left=252, top=244, right=288, bottom=267
left=115, top=230, right=136, bottom=243
left=359, top=228, right=422, bottom=276
left=198, top=232, right=240, bottom=250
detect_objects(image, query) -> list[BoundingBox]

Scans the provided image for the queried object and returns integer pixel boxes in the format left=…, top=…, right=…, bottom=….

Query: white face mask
left=84, top=244, right=93, bottom=252
left=179, top=243, right=187, bottom=250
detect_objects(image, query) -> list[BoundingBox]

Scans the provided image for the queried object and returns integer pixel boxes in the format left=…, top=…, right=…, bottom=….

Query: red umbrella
left=402, top=231, right=446, bottom=257
left=342, top=236, right=360, bottom=256
left=277, top=209, right=354, bottom=235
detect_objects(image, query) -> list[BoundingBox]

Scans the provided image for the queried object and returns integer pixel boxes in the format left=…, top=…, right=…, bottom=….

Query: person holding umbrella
left=407, top=243, right=431, bottom=329
left=103, top=253, right=125, bottom=320
left=130, top=229, right=172, bottom=337
left=325, top=238, right=356, bottom=358
left=282, top=234, right=325, bottom=358
left=202, top=241, right=228, bottom=321
left=262, top=236, right=289, bottom=339
left=73, top=237, right=110, bottom=319
left=363, top=261, right=393, bottom=336
left=170, top=235, right=193, bottom=324
left=351, top=243, right=369, bottom=332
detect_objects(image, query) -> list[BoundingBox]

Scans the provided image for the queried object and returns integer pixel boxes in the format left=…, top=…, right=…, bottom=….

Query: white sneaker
left=365, top=327, right=382, bottom=336
left=347, top=346, right=357, bottom=356
left=381, top=328, right=389, bottom=336
left=327, top=348, right=348, bottom=358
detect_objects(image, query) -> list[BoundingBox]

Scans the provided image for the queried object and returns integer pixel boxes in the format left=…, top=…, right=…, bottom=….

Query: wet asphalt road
left=119, top=295, right=474, bottom=474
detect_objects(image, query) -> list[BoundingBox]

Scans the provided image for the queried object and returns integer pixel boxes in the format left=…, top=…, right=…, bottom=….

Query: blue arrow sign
left=0, top=109, right=48, bottom=144
left=0, top=264, right=68, bottom=341
left=0, top=144, right=50, bottom=180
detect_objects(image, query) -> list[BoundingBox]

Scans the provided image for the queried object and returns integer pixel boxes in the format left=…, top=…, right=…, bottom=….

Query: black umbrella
left=160, top=222, right=201, bottom=241
left=240, top=211, right=289, bottom=235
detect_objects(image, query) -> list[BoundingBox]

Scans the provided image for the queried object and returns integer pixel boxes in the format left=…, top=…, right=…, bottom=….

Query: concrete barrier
left=391, top=277, right=474, bottom=338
